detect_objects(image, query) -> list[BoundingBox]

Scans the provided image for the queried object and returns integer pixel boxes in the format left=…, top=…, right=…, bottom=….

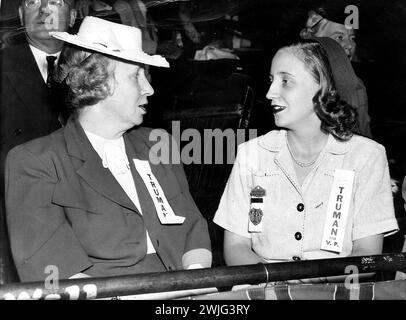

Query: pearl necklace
left=286, top=140, right=317, bottom=168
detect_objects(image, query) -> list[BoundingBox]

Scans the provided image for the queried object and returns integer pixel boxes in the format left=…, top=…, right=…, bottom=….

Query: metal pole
left=0, top=252, right=405, bottom=300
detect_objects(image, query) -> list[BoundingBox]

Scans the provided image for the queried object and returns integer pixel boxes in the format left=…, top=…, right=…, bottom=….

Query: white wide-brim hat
left=50, top=16, right=169, bottom=68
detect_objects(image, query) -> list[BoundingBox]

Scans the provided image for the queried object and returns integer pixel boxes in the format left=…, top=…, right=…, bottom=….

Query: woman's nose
left=342, top=34, right=355, bottom=52
left=141, top=77, right=154, bottom=97
left=266, top=82, right=277, bottom=101
left=343, top=39, right=353, bottom=51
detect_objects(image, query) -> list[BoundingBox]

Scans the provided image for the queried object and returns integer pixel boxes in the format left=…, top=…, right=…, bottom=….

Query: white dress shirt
left=29, top=44, right=61, bottom=83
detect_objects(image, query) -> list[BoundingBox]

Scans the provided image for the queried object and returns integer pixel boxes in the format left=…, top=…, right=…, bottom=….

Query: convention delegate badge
left=248, top=186, right=265, bottom=232
left=133, top=159, right=185, bottom=224
left=321, top=169, right=355, bottom=253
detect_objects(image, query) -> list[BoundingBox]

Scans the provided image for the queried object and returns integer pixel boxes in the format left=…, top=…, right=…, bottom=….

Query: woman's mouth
left=139, top=104, right=147, bottom=114
left=272, top=105, right=286, bottom=114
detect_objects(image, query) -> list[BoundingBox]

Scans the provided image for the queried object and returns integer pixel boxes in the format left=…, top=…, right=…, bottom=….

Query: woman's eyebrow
left=277, top=71, right=295, bottom=77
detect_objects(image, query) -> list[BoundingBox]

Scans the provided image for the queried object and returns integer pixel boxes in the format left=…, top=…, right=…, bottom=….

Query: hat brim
left=50, top=31, right=170, bottom=68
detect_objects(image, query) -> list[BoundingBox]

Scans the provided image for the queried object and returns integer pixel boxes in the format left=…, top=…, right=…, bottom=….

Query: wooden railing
left=0, top=252, right=405, bottom=300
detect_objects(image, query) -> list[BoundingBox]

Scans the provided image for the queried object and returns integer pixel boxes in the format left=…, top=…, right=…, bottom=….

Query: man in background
left=0, top=0, right=76, bottom=284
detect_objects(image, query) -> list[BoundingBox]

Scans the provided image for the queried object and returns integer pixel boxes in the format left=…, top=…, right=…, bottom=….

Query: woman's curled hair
left=313, top=89, right=358, bottom=141
left=55, top=44, right=116, bottom=112
left=286, top=41, right=358, bottom=141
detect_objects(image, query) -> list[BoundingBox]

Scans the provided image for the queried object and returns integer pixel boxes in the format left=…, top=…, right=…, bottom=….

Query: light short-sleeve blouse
left=214, top=130, right=399, bottom=262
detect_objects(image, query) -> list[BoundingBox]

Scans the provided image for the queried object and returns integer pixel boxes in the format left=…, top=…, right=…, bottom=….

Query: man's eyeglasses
left=24, top=0, right=68, bottom=9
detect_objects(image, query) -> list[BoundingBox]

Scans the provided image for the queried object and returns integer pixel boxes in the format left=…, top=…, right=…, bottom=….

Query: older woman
left=214, top=37, right=398, bottom=283
left=5, top=16, right=211, bottom=282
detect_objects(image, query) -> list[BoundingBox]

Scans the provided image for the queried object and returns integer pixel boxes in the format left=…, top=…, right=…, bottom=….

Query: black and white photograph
left=0, top=0, right=405, bottom=309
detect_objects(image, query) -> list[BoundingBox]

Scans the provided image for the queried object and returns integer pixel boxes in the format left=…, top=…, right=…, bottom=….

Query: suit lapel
left=124, top=135, right=158, bottom=224
left=64, top=119, right=139, bottom=214
left=5, top=43, right=49, bottom=115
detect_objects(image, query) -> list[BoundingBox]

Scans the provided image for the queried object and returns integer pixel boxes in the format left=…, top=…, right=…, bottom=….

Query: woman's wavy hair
left=55, top=44, right=116, bottom=114
left=285, top=41, right=357, bottom=141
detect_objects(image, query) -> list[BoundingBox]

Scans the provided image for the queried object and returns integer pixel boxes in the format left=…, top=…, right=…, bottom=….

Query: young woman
left=214, top=37, right=398, bottom=283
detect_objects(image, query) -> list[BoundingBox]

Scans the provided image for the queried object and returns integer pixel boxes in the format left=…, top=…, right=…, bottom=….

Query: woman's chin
left=274, top=116, right=287, bottom=128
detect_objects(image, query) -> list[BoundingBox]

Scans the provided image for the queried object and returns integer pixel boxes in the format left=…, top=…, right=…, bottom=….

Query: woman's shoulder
left=347, top=134, right=386, bottom=155
left=337, top=134, right=388, bottom=170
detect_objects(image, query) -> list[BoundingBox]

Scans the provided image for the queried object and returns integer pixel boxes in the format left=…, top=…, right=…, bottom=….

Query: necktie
left=46, top=55, right=65, bottom=126
left=46, top=55, right=57, bottom=88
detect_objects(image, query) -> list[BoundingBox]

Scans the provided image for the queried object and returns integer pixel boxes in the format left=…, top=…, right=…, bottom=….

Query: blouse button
left=294, top=232, right=302, bottom=241
left=296, top=203, right=304, bottom=212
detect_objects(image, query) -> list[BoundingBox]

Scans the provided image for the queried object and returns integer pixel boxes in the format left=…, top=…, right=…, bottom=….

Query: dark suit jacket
left=5, top=119, right=211, bottom=282
left=0, top=42, right=62, bottom=179
left=0, top=42, right=63, bottom=284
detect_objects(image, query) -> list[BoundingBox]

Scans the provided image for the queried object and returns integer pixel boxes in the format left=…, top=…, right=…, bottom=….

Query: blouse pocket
left=312, top=171, right=335, bottom=211
left=251, top=170, right=281, bottom=206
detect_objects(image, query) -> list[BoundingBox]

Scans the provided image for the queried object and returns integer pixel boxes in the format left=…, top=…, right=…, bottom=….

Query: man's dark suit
left=0, top=42, right=62, bottom=165
left=0, top=42, right=62, bottom=284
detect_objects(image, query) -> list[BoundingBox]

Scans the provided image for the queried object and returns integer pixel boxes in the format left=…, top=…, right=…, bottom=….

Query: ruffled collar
left=85, top=130, right=130, bottom=175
